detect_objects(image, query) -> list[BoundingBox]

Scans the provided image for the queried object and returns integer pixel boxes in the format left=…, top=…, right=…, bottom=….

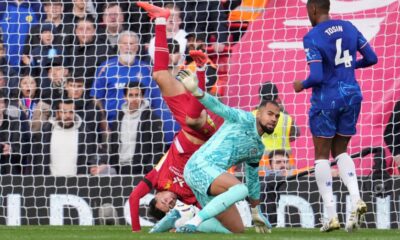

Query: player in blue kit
left=174, top=70, right=279, bottom=233
left=293, top=0, right=378, bottom=233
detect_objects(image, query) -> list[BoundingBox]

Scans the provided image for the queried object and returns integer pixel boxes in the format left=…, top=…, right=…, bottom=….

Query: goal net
left=0, top=0, right=398, bottom=229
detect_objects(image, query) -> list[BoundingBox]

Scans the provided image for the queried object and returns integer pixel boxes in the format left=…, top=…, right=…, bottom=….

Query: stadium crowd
left=0, top=0, right=235, bottom=175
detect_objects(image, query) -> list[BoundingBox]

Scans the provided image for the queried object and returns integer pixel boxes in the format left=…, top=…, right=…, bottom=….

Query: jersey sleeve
left=244, top=161, right=260, bottom=200
left=303, top=35, right=322, bottom=64
left=199, top=93, right=253, bottom=124
left=129, top=169, right=158, bottom=231
left=355, top=29, right=378, bottom=69
left=357, top=29, right=369, bottom=50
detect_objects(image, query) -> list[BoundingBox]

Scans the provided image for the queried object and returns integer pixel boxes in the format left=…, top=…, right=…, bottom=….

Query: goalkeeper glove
left=251, top=205, right=272, bottom=233
left=176, top=70, right=204, bottom=97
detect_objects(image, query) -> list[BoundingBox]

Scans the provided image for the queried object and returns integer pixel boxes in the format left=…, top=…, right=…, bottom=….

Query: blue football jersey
left=303, top=19, right=369, bottom=109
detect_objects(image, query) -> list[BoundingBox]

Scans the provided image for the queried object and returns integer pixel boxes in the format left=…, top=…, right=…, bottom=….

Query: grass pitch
left=0, top=226, right=399, bottom=240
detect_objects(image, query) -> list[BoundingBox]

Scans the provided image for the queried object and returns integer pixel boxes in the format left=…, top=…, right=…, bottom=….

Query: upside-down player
left=129, top=2, right=226, bottom=233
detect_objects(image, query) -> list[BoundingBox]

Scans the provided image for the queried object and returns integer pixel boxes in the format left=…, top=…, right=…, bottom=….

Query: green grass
left=0, top=226, right=399, bottom=240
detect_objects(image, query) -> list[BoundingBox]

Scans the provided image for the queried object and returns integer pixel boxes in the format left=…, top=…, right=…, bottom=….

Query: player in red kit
left=129, top=2, right=224, bottom=233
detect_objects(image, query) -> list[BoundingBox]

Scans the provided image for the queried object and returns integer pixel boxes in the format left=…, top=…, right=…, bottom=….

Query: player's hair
left=123, top=81, right=146, bottom=96
left=148, top=198, right=166, bottom=220
left=258, top=99, right=279, bottom=110
left=268, top=149, right=290, bottom=163
left=307, top=0, right=330, bottom=12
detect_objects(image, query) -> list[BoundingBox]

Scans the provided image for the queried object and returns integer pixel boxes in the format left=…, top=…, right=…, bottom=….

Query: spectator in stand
left=264, top=149, right=294, bottom=177
left=65, top=77, right=102, bottom=138
left=0, top=91, right=30, bottom=174
left=97, top=3, right=127, bottom=58
left=23, top=0, right=73, bottom=59
left=68, top=17, right=108, bottom=90
left=30, top=99, right=98, bottom=176
left=0, top=43, right=19, bottom=98
left=177, top=1, right=229, bottom=53
left=91, top=30, right=177, bottom=143
left=109, top=81, right=164, bottom=175
left=30, top=57, right=69, bottom=132
left=64, top=0, right=98, bottom=24
left=148, top=3, right=187, bottom=64
left=40, top=57, right=69, bottom=104
left=0, top=0, right=38, bottom=71
left=22, top=24, right=65, bottom=77
left=384, top=100, right=400, bottom=174
left=17, top=74, right=41, bottom=121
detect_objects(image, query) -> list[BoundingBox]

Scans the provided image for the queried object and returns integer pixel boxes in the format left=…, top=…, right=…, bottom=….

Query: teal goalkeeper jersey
left=189, top=93, right=265, bottom=200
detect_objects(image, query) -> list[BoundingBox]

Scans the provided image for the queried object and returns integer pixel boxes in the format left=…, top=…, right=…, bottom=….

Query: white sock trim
left=155, top=18, right=167, bottom=25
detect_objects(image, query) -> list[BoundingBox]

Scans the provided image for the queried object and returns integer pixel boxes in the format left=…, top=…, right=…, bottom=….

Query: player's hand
left=189, top=50, right=208, bottom=68
left=251, top=206, right=272, bottom=233
left=293, top=80, right=304, bottom=93
left=176, top=70, right=204, bottom=97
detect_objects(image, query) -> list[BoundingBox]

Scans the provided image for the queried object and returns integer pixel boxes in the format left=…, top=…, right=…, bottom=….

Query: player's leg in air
left=137, top=2, right=210, bottom=131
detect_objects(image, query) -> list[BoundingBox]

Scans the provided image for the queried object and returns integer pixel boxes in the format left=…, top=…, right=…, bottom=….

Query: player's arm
left=294, top=36, right=323, bottom=92
left=129, top=169, right=158, bottom=232
left=245, top=161, right=272, bottom=233
left=244, top=161, right=261, bottom=203
left=355, top=30, right=378, bottom=69
left=177, top=70, right=251, bottom=123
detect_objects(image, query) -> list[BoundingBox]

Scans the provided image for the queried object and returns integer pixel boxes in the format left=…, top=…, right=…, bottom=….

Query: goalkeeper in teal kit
left=174, top=70, right=281, bottom=233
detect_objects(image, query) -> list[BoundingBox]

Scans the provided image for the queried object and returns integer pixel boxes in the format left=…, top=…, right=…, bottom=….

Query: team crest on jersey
left=26, top=15, right=33, bottom=23
left=164, top=180, right=172, bottom=190
left=249, top=147, right=258, bottom=156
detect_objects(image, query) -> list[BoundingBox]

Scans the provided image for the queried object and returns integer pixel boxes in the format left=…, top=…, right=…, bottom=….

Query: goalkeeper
left=130, top=2, right=224, bottom=233
left=175, top=70, right=280, bottom=233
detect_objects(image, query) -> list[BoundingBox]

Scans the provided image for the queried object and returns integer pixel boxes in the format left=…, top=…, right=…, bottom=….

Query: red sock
left=154, top=23, right=169, bottom=72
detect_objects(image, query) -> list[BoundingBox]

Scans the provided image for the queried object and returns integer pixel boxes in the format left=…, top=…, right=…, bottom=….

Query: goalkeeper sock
left=154, top=18, right=169, bottom=72
left=315, top=159, right=337, bottom=219
left=336, top=153, right=361, bottom=210
left=187, top=184, right=248, bottom=227
left=197, top=217, right=231, bottom=233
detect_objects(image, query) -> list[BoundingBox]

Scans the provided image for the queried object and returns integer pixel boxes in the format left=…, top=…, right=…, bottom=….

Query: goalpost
left=0, top=0, right=398, bottom=229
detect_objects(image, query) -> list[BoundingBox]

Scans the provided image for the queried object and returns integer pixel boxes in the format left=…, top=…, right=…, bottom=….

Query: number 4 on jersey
left=335, top=38, right=353, bottom=68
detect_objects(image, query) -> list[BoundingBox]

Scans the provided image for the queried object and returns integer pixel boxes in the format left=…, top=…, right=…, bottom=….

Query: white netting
left=0, top=0, right=398, bottom=229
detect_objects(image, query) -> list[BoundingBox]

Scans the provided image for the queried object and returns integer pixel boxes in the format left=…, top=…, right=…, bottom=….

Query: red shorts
left=164, top=93, right=219, bottom=141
